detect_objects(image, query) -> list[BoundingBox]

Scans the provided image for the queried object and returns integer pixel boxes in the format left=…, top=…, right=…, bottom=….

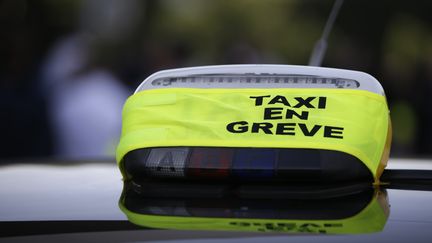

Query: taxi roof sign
left=117, top=65, right=391, bottom=184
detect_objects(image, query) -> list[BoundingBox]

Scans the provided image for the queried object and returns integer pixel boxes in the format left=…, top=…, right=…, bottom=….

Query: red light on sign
left=187, top=148, right=234, bottom=178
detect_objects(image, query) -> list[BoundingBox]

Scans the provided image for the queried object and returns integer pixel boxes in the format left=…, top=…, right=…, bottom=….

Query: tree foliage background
left=1, top=0, right=431, bottom=158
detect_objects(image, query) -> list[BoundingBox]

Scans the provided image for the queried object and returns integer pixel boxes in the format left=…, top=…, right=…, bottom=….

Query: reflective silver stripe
left=135, top=65, right=385, bottom=96
left=148, top=75, right=359, bottom=89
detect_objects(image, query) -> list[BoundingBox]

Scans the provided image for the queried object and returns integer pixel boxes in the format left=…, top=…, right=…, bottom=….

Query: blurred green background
left=1, top=0, right=431, bottom=159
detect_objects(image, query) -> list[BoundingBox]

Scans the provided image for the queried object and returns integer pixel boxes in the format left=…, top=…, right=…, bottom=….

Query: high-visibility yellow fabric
left=117, top=88, right=389, bottom=179
left=119, top=190, right=389, bottom=234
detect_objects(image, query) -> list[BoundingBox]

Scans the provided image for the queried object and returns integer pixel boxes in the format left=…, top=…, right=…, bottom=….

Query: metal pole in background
left=308, top=0, right=344, bottom=67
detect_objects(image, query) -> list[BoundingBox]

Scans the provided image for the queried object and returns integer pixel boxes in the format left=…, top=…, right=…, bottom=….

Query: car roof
left=1, top=158, right=432, bottom=241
